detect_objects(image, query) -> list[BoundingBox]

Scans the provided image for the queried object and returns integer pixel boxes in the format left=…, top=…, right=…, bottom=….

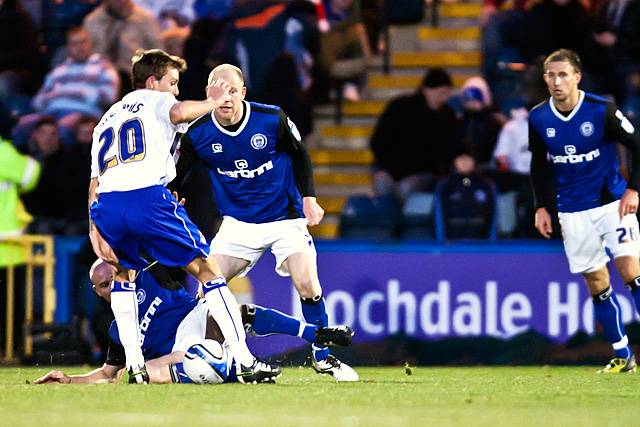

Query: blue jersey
left=529, top=91, right=638, bottom=212
left=109, top=269, right=198, bottom=360
left=180, top=101, right=304, bottom=223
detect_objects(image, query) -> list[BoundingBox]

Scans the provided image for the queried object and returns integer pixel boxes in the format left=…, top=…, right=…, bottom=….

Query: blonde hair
left=208, top=63, right=244, bottom=85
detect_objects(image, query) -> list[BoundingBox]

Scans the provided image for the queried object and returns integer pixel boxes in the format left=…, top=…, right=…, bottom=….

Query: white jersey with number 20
left=91, top=89, right=187, bottom=193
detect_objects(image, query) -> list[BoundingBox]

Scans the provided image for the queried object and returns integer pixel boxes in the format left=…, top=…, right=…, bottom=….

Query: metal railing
left=1, top=235, right=55, bottom=362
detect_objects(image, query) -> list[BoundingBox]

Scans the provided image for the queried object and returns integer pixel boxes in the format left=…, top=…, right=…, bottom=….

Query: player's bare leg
left=583, top=266, right=636, bottom=373
left=110, top=266, right=148, bottom=383
left=284, top=253, right=358, bottom=382
left=212, top=253, right=250, bottom=280
left=184, top=256, right=280, bottom=383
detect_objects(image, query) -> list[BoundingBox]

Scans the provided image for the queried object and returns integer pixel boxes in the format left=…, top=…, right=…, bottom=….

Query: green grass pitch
left=1, top=366, right=639, bottom=426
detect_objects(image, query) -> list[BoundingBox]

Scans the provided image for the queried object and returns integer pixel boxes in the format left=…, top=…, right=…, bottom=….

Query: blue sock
left=625, top=277, right=640, bottom=318
left=301, top=296, right=330, bottom=361
left=593, top=287, right=632, bottom=359
left=170, top=362, right=193, bottom=384
left=250, top=305, right=317, bottom=343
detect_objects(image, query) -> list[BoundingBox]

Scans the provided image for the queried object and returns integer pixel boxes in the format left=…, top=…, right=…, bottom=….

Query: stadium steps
left=310, top=1, right=482, bottom=239
left=309, top=148, right=373, bottom=166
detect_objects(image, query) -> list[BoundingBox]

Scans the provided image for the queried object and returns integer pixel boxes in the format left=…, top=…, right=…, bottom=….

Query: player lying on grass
left=34, top=260, right=353, bottom=384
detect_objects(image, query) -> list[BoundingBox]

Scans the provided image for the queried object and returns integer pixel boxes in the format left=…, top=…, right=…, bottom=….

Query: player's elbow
left=169, top=103, right=187, bottom=125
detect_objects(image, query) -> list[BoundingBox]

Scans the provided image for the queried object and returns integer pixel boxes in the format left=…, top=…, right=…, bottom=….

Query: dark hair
left=421, top=67, right=453, bottom=88
left=130, top=48, right=187, bottom=89
left=543, top=49, right=582, bottom=74
left=34, top=115, right=57, bottom=129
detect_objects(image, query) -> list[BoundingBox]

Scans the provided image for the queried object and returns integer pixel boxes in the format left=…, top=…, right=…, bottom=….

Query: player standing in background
left=173, top=64, right=358, bottom=381
left=89, top=49, right=278, bottom=384
left=529, top=49, right=640, bottom=373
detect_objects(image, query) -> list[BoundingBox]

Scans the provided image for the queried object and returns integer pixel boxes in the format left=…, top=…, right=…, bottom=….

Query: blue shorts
left=90, top=185, right=209, bottom=270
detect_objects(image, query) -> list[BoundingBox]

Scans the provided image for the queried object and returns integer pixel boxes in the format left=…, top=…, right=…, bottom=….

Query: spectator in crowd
left=133, top=0, right=196, bottom=29
left=480, top=0, right=528, bottom=110
left=178, top=17, right=233, bottom=100
left=261, top=52, right=314, bottom=138
left=493, top=107, right=530, bottom=178
left=437, top=151, right=497, bottom=239
left=83, top=0, right=163, bottom=95
left=0, top=0, right=41, bottom=123
left=0, top=135, right=41, bottom=358
left=12, top=26, right=120, bottom=146
left=162, top=26, right=191, bottom=57
left=37, top=0, right=100, bottom=64
left=19, top=117, right=70, bottom=235
left=522, top=0, right=590, bottom=63
left=458, top=76, right=506, bottom=169
left=370, top=68, right=460, bottom=201
left=583, top=0, right=640, bottom=103
left=319, top=0, right=372, bottom=101
left=62, top=116, right=98, bottom=234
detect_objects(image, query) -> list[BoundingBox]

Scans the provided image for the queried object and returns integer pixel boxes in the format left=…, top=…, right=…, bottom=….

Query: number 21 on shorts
left=617, top=226, right=638, bottom=244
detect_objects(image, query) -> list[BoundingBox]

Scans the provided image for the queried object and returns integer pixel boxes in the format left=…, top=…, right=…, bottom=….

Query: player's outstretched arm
left=34, top=364, right=123, bottom=384
left=169, top=78, right=230, bottom=124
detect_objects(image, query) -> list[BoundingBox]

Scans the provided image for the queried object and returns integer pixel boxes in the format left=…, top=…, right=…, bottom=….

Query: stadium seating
left=339, top=194, right=402, bottom=239
left=433, top=176, right=498, bottom=242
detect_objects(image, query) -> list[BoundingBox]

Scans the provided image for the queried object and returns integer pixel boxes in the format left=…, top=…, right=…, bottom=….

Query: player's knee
left=295, top=278, right=321, bottom=299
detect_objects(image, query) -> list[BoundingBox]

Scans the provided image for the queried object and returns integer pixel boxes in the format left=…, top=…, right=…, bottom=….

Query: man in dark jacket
left=370, top=67, right=460, bottom=201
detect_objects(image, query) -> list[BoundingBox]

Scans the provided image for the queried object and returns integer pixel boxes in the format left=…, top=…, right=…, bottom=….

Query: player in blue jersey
left=172, top=63, right=358, bottom=381
left=33, top=260, right=353, bottom=385
left=88, top=49, right=277, bottom=384
left=529, top=49, right=640, bottom=373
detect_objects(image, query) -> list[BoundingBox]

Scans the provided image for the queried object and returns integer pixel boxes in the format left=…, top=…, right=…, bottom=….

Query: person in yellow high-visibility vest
left=0, top=136, right=41, bottom=358
left=0, top=136, right=41, bottom=266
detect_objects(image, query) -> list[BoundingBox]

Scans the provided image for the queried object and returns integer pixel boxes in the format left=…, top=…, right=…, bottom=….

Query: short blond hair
left=208, top=63, right=244, bottom=85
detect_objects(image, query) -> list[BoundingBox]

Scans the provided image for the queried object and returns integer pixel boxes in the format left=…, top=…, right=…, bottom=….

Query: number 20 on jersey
left=98, top=118, right=146, bottom=175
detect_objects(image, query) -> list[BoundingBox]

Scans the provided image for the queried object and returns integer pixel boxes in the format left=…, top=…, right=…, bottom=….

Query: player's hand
left=89, top=222, right=119, bottom=265
left=619, top=189, right=639, bottom=220
left=206, top=78, right=231, bottom=107
left=33, top=370, right=71, bottom=384
left=534, top=207, right=553, bottom=239
left=172, top=191, right=186, bottom=206
left=303, top=197, right=324, bottom=226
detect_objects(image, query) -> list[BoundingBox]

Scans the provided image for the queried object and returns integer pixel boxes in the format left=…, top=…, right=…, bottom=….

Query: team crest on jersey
left=212, top=143, right=223, bottom=153
left=136, top=289, right=146, bottom=304
left=546, top=128, right=556, bottom=138
left=579, top=121, right=594, bottom=137
left=250, top=133, right=268, bottom=150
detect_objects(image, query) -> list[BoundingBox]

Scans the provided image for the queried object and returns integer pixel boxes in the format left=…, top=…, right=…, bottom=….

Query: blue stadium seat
left=401, top=192, right=434, bottom=239
left=434, top=175, right=498, bottom=242
left=339, top=194, right=402, bottom=239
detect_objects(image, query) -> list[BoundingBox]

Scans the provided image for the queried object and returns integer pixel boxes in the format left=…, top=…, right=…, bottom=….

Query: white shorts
left=211, top=216, right=317, bottom=277
left=171, top=300, right=209, bottom=353
left=559, top=201, right=640, bottom=274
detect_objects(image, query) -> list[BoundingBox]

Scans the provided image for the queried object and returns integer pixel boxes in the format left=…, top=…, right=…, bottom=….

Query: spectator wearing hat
left=457, top=76, right=506, bottom=169
left=369, top=67, right=461, bottom=201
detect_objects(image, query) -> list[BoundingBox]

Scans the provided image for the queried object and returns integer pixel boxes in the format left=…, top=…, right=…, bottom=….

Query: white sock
left=110, top=281, right=144, bottom=369
left=202, top=278, right=254, bottom=367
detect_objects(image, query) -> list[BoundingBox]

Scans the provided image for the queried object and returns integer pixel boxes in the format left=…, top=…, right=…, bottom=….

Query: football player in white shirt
left=88, top=49, right=278, bottom=384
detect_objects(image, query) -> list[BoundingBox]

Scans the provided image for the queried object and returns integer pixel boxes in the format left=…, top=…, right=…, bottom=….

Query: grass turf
left=1, top=366, right=639, bottom=426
